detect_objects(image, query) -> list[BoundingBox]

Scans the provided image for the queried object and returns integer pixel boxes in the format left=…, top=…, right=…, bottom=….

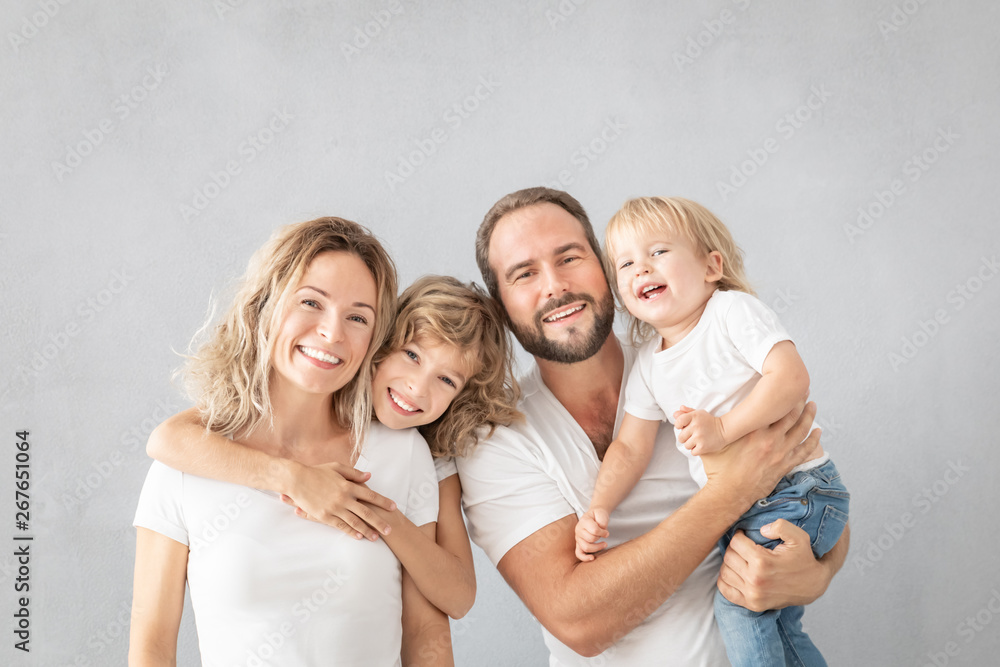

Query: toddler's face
left=372, top=336, right=473, bottom=430
left=612, top=229, right=720, bottom=333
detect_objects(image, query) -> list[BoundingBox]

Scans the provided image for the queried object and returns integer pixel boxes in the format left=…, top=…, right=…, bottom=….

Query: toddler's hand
left=575, top=508, right=610, bottom=562
left=674, top=406, right=727, bottom=455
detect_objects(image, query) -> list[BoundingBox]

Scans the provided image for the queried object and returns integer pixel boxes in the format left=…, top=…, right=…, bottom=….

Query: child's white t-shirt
left=624, top=289, right=827, bottom=487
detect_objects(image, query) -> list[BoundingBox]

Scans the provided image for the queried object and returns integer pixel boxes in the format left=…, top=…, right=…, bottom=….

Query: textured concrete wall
left=1, top=1, right=998, bottom=665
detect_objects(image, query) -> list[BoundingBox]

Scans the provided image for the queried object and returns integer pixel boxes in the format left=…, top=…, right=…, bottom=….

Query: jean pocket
left=812, top=504, right=849, bottom=558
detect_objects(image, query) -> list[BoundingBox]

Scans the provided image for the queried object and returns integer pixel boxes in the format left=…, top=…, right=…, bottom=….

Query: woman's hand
left=281, top=462, right=398, bottom=541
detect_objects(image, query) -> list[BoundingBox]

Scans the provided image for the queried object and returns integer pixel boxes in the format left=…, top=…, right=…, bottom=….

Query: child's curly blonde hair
left=374, top=275, right=521, bottom=458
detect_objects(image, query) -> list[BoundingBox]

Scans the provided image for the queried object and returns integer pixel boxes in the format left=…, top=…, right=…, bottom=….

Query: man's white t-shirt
left=457, top=339, right=728, bottom=666
left=625, top=289, right=825, bottom=487
left=133, top=423, right=438, bottom=667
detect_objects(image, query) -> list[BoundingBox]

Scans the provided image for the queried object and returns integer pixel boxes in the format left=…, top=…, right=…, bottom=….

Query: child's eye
left=652, top=249, right=668, bottom=256
left=404, top=349, right=418, bottom=361
left=618, top=260, right=633, bottom=270
left=440, top=376, right=457, bottom=388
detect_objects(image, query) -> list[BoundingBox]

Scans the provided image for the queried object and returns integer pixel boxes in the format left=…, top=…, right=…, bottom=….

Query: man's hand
left=700, top=401, right=820, bottom=509
left=717, top=520, right=839, bottom=611
left=574, top=509, right=610, bottom=562
left=282, top=462, right=397, bottom=541
left=674, top=406, right=727, bottom=455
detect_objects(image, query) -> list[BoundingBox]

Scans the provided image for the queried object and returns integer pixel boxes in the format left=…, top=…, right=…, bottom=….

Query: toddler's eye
left=618, top=260, right=633, bottom=270
left=404, top=349, right=418, bottom=361
left=440, top=376, right=457, bottom=388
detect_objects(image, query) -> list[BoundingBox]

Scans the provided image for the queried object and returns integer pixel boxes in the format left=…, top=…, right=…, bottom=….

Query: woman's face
left=270, top=251, right=378, bottom=398
left=372, top=336, right=472, bottom=430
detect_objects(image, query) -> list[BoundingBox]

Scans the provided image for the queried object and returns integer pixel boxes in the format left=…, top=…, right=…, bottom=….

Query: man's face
left=488, top=203, right=615, bottom=364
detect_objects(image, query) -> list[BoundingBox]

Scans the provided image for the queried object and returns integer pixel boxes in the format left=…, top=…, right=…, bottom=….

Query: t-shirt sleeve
left=623, top=341, right=667, bottom=422
left=403, top=431, right=440, bottom=528
left=456, top=427, right=577, bottom=566
left=133, top=461, right=189, bottom=546
left=722, top=291, right=793, bottom=373
left=434, top=455, right=458, bottom=482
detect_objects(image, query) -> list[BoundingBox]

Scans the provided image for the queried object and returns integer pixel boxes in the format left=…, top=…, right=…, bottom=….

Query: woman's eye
left=349, top=314, right=369, bottom=324
left=302, top=299, right=320, bottom=308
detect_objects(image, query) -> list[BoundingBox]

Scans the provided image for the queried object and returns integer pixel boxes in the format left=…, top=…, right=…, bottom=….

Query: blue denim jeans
left=714, top=459, right=849, bottom=667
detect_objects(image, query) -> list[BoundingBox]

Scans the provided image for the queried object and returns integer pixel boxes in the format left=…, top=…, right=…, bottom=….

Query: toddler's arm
left=676, top=341, right=810, bottom=455
left=575, top=414, right=660, bottom=561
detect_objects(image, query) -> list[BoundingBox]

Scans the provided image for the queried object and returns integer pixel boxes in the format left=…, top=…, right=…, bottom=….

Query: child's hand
left=674, top=406, right=727, bottom=455
left=575, top=508, right=610, bottom=562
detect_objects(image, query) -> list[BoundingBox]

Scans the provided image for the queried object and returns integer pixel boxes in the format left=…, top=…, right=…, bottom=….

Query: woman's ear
left=705, top=251, right=724, bottom=283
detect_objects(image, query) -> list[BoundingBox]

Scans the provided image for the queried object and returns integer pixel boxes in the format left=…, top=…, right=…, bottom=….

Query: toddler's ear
left=705, top=251, right=724, bottom=283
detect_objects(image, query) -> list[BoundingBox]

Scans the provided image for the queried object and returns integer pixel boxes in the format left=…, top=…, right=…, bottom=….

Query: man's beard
left=510, top=290, right=616, bottom=364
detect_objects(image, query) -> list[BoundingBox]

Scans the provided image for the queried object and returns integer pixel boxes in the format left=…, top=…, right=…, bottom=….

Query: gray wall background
left=2, top=1, right=998, bottom=665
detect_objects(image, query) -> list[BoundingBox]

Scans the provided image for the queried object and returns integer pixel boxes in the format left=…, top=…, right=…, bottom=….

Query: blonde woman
left=129, top=218, right=446, bottom=666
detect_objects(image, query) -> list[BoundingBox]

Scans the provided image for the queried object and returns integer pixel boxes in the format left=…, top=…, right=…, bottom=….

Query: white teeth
left=389, top=389, right=420, bottom=413
left=299, top=346, right=342, bottom=364
left=544, top=305, right=584, bottom=322
left=642, top=284, right=661, bottom=294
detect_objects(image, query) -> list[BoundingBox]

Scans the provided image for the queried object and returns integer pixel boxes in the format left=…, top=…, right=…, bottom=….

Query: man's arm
left=718, top=520, right=850, bottom=611
left=495, top=401, right=820, bottom=658
left=146, top=407, right=396, bottom=538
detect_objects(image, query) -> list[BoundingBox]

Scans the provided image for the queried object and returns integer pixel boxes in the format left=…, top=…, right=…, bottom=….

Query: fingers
left=359, top=486, right=397, bottom=513
left=592, top=508, right=610, bottom=529
left=760, top=519, right=806, bottom=547
left=674, top=411, right=693, bottom=429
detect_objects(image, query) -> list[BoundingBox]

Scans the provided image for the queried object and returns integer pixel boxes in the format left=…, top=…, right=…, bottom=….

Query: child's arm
left=352, top=474, right=475, bottom=619
left=675, top=341, right=811, bottom=455
left=575, top=413, right=661, bottom=562
left=146, top=408, right=397, bottom=539
left=400, top=523, right=455, bottom=666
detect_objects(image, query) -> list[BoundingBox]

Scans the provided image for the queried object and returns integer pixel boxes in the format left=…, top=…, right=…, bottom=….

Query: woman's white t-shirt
left=133, top=423, right=438, bottom=667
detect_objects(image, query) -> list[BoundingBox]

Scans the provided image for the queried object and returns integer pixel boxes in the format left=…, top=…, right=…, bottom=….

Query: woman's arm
left=400, top=522, right=454, bottom=667
left=146, top=408, right=396, bottom=539
left=128, top=528, right=188, bottom=666
left=368, top=475, right=475, bottom=619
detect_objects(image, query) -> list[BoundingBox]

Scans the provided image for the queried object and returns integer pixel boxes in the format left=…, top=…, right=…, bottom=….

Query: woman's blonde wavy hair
left=604, top=197, right=754, bottom=346
left=183, top=217, right=397, bottom=452
left=373, top=275, right=521, bottom=458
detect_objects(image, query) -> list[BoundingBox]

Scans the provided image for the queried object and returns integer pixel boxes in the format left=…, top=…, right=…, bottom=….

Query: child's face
left=612, top=229, right=721, bottom=333
left=371, top=336, right=472, bottom=430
